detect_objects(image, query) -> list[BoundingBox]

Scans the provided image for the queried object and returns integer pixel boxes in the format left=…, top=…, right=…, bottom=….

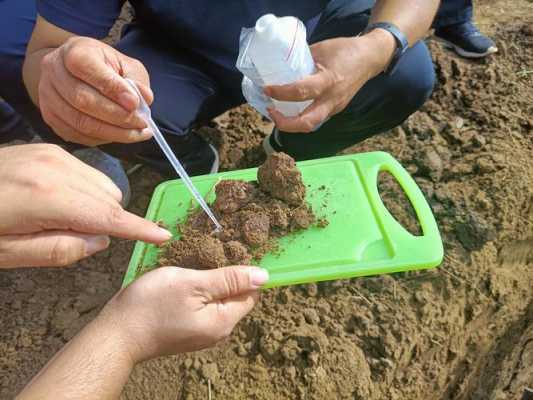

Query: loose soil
left=1, top=1, right=532, bottom=399
left=158, top=152, right=316, bottom=270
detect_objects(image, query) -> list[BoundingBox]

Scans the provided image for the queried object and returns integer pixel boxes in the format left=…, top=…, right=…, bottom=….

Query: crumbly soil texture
left=1, top=2, right=532, bottom=400
left=158, top=152, right=316, bottom=270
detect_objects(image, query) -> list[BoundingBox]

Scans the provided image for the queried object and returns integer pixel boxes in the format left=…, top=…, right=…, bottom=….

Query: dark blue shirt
left=38, top=1, right=373, bottom=67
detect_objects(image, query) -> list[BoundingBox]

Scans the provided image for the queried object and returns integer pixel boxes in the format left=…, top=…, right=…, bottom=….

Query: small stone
left=193, top=358, right=202, bottom=370
left=305, top=283, right=318, bottom=297
left=183, top=358, right=193, bottom=369
left=380, top=358, right=395, bottom=369
left=308, top=352, right=320, bottom=366
left=418, top=148, right=443, bottom=182
left=286, top=366, right=297, bottom=379
left=492, top=153, right=505, bottom=164
left=303, top=308, right=320, bottom=325
left=272, top=330, right=283, bottom=341
left=237, top=344, right=248, bottom=357
left=406, top=164, right=418, bottom=175
left=475, top=157, right=497, bottom=173
left=473, top=134, right=486, bottom=147
left=414, top=291, right=426, bottom=303
left=316, top=300, right=331, bottom=316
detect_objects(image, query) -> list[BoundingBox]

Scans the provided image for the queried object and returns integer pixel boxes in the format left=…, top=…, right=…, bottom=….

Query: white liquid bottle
left=246, top=14, right=315, bottom=117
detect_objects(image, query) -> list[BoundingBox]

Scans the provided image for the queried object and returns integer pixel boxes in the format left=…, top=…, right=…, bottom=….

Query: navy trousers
left=433, top=0, right=473, bottom=29
left=0, top=0, right=435, bottom=165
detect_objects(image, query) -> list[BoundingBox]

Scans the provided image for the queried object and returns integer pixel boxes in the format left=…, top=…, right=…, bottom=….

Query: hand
left=103, top=265, right=269, bottom=362
left=0, top=144, right=172, bottom=268
left=38, top=37, right=154, bottom=146
left=264, top=29, right=396, bottom=133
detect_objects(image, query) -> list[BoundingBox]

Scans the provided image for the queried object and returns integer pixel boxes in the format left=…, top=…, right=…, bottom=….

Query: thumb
left=0, top=232, right=110, bottom=268
left=201, top=266, right=269, bottom=301
left=122, top=64, right=153, bottom=106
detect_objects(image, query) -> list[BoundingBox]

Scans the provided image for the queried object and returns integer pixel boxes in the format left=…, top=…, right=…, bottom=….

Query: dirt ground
left=1, top=1, right=532, bottom=399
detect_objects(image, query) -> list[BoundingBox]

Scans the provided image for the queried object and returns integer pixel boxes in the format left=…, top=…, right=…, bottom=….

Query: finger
left=207, top=290, right=260, bottom=332
left=57, top=150, right=124, bottom=203
left=105, top=209, right=173, bottom=243
left=135, top=82, right=154, bottom=106
left=268, top=99, right=332, bottom=133
left=121, top=58, right=154, bottom=105
left=56, top=196, right=173, bottom=244
left=52, top=59, right=147, bottom=129
left=28, top=143, right=123, bottom=203
left=0, top=231, right=109, bottom=268
left=63, top=45, right=142, bottom=112
left=264, top=68, right=333, bottom=102
left=200, top=266, right=269, bottom=301
left=46, top=82, right=153, bottom=144
left=43, top=109, right=108, bottom=147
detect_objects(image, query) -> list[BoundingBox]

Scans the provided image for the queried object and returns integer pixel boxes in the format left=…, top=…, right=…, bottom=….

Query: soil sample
left=158, top=152, right=319, bottom=269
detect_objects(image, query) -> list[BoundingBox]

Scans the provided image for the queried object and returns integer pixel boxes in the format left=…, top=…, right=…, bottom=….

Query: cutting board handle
left=358, top=152, right=443, bottom=266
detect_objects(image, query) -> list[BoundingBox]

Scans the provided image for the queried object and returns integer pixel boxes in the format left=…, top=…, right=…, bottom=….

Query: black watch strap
left=362, top=22, right=409, bottom=75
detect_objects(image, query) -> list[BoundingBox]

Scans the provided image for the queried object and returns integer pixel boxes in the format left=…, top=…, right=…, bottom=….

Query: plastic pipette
left=125, top=79, right=222, bottom=232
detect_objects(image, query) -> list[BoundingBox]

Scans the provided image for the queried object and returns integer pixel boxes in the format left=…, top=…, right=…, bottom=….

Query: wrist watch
left=362, top=22, right=409, bottom=75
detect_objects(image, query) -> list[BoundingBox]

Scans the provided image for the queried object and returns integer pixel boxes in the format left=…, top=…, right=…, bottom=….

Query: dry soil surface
left=1, top=1, right=532, bottom=399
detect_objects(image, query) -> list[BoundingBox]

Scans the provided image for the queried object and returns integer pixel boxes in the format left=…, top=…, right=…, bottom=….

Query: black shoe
left=435, top=21, right=498, bottom=58
left=132, top=132, right=220, bottom=177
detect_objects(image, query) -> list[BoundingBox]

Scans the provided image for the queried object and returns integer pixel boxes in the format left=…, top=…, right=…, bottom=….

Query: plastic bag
left=236, top=14, right=315, bottom=119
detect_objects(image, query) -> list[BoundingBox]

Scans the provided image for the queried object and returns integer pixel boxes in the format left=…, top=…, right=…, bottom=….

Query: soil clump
left=159, top=153, right=316, bottom=269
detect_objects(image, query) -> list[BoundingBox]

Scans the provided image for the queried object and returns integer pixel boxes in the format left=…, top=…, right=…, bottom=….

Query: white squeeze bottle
left=237, top=14, right=316, bottom=118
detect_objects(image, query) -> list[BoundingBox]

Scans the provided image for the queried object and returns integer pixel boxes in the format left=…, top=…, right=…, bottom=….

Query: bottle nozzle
left=255, top=14, right=279, bottom=42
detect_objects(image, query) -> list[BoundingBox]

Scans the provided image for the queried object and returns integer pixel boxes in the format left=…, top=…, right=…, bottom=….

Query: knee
left=0, top=44, right=23, bottom=83
left=386, top=41, right=435, bottom=120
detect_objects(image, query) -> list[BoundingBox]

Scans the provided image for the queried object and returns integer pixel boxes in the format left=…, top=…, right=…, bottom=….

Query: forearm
left=17, top=308, right=134, bottom=400
left=354, top=0, right=439, bottom=79
left=22, top=14, right=77, bottom=106
left=371, top=0, right=440, bottom=45
left=22, top=48, right=55, bottom=106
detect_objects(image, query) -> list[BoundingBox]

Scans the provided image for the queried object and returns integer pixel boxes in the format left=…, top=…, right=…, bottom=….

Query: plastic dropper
left=125, top=79, right=222, bottom=232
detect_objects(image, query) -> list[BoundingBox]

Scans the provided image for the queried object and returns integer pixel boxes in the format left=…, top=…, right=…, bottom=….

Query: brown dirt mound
left=158, top=152, right=316, bottom=269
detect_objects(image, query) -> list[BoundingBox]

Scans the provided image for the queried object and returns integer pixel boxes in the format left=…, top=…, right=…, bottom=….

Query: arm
left=22, top=16, right=153, bottom=146
left=370, top=0, right=440, bottom=46
left=17, top=266, right=268, bottom=399
left=265, top=0, right=439, bottom=132
left=16, top=311, right=133, bottom=400
left=23, top=15, right=75, bottom=107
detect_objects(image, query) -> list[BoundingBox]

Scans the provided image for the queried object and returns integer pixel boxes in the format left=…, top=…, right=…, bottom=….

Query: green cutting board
left=122, top=152, right=443, bottom=289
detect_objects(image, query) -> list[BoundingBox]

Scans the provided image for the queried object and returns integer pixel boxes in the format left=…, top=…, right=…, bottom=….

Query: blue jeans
left=0, top=0, right=435, bottom=164
left=433, top=0, right=473, bottom=29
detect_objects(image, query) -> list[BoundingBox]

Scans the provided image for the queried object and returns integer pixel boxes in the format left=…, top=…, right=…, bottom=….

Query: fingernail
left=263, top=87, right=271, bottom=96
left=140, top=127, right=153, bottom=138
left=250, top=267, right=269, bottom=287
left=118, top=91, right=138, bottom=111
left=86, top=235, right=110, bottom=256
left=157, top=227, right=173, bottom=241
left=133, top=112, right=148, bottom=128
